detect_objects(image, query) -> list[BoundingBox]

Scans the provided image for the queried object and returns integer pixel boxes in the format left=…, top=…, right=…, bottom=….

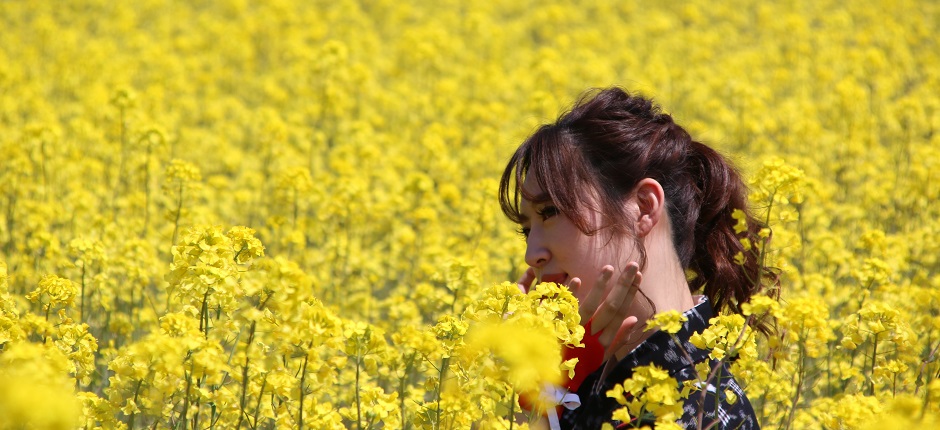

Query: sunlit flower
left=645, top=310, right=688, bottom=335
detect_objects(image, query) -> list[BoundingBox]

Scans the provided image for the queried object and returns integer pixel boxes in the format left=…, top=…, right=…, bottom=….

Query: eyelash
left=537, top=206, right=559, bottom=220
left=516, top=206, right=559, bottom=238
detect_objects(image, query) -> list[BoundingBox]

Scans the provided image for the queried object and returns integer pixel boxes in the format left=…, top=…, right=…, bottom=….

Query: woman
left=499, top=88, right=765, bottom=429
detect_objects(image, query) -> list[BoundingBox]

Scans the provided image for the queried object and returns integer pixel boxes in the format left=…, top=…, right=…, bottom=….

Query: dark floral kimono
left=560, top=297, right=760, bottom=430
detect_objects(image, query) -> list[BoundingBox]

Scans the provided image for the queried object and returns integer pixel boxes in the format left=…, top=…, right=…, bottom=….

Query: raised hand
left=567, top=262, right=642, bottom=362
left=516, top=262, right=642, bottom=361
left=516, top=266, right=537, bottom=293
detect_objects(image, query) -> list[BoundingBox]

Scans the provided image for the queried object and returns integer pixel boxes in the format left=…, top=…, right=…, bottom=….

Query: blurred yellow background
left=0, top=0, right=937, bottom=428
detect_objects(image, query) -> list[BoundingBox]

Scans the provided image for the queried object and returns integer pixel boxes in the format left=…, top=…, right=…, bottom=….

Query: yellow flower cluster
left=1, top=0, right=939, bottom=428
left=645, top=310, right=688, bottom=335
left=606, top=364, right=690, bottom=429
left=690, top=315, right=758, bottom=363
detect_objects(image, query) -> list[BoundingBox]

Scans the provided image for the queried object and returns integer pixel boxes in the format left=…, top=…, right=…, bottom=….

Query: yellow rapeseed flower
left=645, top=310, right=688, bottom=335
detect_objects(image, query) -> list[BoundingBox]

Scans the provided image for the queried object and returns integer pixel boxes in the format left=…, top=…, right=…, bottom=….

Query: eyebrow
left=518, top=191, right=553, bottom=223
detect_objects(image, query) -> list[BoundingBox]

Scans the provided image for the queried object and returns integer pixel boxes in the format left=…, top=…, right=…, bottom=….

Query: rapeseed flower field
left=1, top=0, right=938, bottom=428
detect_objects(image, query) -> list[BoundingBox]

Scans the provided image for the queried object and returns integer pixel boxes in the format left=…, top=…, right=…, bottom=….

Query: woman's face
left=518, top=175, right=638, bottom=302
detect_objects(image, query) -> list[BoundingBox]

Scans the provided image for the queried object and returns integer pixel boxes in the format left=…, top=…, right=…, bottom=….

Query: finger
left=564, top=277, right=592, bottom=320
left=604, top=315, right=638, bottom=363
left=590, top=263, right=639, bottom=335
left=581, top=266, right=613, bottom=331
left=596, top=266, right=641, bottom=345
left=613, top=344, right=632, bottom=361
left=566, top=276, right=581, bottom=294
left=578, top=265, right=614, bottom=335
left=624, top=270, right=642, bottom=312
left=595, top=316, right=640, bottom=385
left=516, top=267, right=536, bottom=293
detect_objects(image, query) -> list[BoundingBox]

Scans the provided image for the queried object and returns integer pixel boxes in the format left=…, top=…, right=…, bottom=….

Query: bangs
left=498, top=124, right=596, bottom=233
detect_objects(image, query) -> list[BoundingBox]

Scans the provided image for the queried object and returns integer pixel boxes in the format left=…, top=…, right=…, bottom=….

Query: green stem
left=171, top=182, right=184, bottom=252
left=923, top=360, right=940, bottom=421
left=199, top=288, right=211, bottom=339
left=436, top=356, right=450, bottom=426
left=235, top=321, right=257, bottom=429
left=756, top=192, right=775, bottom=292
left=4, top=193, right=15, bottom=256
left=129, top=379, right=143, bottom=429
left=142, top=139, right=153, bottom=238
left=827, top=340, right=833, bottom=398
left=356, top=352, right=363, bottom=430
left=298, top=348, right=310, bottom=429
left=80, top=262, right=86, bottom=324
left=292, top=187, right=299, bottom=230
left=784, top=329, right=806, bottom=430
left=181, top=364, right=193, bottom=430
left=112, top=105, right=127, bottom=219
left=508, top=389, right=516, bottom=430
left=251, top=372, right=268, bottom=429
left=192, top=387, right=201, bottom=430
left=869, top=333, right=879, bottom=396
left=42, top=303, right=50, bottom=343
left=399, top=352, right=415, bottom=430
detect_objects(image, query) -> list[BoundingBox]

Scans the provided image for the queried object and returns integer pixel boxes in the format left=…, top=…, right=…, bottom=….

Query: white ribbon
left=540, top=384, right=581, bottom=430
left=694, top=381, right=719, bottom=394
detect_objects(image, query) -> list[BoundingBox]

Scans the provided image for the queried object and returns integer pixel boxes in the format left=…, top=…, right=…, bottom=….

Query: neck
left=615, top=225, right=695, bottom=358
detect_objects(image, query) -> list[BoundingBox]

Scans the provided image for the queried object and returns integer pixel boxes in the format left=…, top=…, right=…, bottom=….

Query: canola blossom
left=1, top=0, right=939, bottom=428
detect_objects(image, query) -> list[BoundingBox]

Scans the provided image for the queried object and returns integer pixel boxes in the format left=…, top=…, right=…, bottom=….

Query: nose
left=524, top=230, right=550, bottom=269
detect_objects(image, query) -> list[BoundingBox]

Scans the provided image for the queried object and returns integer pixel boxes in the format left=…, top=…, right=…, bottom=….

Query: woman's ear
left=633, top=178, right=666, bottom=238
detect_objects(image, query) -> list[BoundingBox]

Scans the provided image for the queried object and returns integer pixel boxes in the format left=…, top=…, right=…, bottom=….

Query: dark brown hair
left=499, top=87, right=774, bottom=320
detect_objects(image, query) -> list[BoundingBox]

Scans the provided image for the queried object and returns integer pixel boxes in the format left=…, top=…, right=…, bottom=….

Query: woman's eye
left=516, top=226, right=530, bottom=238
left=537, top=205, right=559, bottom=221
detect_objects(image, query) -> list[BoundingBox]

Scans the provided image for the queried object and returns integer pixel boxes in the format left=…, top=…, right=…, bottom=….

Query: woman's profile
left=499, top=87, right=766, bottom=429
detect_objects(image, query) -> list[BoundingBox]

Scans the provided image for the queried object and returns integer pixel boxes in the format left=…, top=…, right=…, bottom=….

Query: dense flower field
left=1, top=0, right=939, bottom=428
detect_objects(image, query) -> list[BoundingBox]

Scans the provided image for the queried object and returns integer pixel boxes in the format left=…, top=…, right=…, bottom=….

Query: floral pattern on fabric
left=561, top=297, right=760, bottom=429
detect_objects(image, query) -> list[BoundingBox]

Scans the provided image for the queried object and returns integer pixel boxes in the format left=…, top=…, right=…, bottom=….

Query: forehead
left=521, top=174, right=541, bottom=196
left=521, top=175, right=551, bottom=205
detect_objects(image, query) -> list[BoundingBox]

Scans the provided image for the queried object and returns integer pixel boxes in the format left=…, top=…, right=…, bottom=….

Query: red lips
left=539, top=273, right=568, bottom=285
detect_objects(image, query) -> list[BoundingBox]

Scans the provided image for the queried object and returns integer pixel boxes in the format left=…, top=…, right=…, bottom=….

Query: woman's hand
left=515, top=262, right=642, bottom=360
left=515, top=263, right=642, bottom=393
left=516, top=267, right=537, bottom=293
left=567, top=262, right=642, bottom=362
